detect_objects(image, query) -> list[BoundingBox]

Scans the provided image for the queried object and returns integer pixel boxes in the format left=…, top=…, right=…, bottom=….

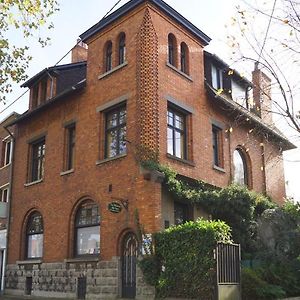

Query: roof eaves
left=8, top=79, right=86, bottom=127
left=205, top=82, right=296, bottom=150
left=21, top=61, right=87, bottom=88
left=80, top=0, right=211, bottom=45
left=204, top=51, right=252, bottom=87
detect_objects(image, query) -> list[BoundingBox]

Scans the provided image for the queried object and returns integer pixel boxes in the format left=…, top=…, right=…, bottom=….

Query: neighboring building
left=0, top=112, right=19, bottom=293
left=4, top=0, right=295, bottom=299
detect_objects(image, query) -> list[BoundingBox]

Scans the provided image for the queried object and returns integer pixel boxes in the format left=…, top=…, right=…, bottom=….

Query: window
left=118, top=33, right=126, bottom=65
left=1, top=138, right=12, bottom=167
left=0, top=187, right=9, bottom=202
left=231, top=80, right=248, bottom=108
left=29, top=138, right=45, bottom=182
left=180, top=42, right=189, bottom=74
left=31, top=84, right=39, bottom=108
left=40, top=78, right=47, bottom=103
left=233, top=149, right=248, bottom=186
left=167, top=107, right=186, bottom=159
left=212, top=125, right=223, bottom=168
left=65, top=124, right=76, bottom=171
left=105, top=105, right=127, bottom=158
left=105, top=41, right=113, bottom=72
left=26, top=212, right=43, bottom=259
left=75, top=202, right=100, bottom=256
left=174, top=202, right=190, bottom=225
left=211, top=64, right=223, bottom=90
left=168, top=34, right=176, bottom=66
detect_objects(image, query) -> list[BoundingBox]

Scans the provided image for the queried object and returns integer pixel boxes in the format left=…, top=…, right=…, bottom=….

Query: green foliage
left=241, top=268, right=286, bottom=300
left=140, top=219, right=232, bottom=299
left=0, top=0, right=59, bottom=102
left=144, top=163, right=271, bottom=254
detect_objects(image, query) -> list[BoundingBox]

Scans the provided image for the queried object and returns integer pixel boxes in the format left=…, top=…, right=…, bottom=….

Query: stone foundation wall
left=5, top=257, right=155, bottom=299
left=5, top=257, right=119, bottom=299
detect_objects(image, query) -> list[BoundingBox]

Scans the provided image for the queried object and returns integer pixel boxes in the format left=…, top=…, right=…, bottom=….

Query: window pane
left=175, top=131, right=184, bottom=158
left=107, top=130, right=118, bottom=158
left=175, top=114, right=184, bottom=130
left=107, top=112, right=118, bottom=129
left=27, top=234, right=43, bottom=258
left=5, top=141, right=11, bottom=165
left=119, top=108, right=127, bottom=125
left=167, top=127, right=174, bottom=155
left=167, top=111, right=173, bottom=125
left=77, top=226, right=100, bottom=255
left=233, top=150, right=246, bottom=185
left=119, top=127, right=127, bottom=155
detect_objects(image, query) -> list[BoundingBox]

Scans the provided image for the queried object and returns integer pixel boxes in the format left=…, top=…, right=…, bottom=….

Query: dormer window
left=211, top=64, right=223, bottom=90
left=231, top=80, right=248, bottom=109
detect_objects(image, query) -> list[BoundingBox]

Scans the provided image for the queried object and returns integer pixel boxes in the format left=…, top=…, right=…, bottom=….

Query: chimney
left=71, top=40, right=88, bottom=63
left=252, top=62, right=273, bottom=126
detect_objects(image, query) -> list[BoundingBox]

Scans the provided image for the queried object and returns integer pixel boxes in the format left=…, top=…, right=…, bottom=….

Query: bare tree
left=227, top=0, right=300, bottom=134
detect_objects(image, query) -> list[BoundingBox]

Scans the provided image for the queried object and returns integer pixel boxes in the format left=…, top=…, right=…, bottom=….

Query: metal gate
left=122, top=233, right=138, bottom=298
left=216, top=243, right=241, bottom=300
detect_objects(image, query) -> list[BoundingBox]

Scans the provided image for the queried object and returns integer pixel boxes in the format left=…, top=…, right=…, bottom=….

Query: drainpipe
left=2, top=125, right=15, bottom=294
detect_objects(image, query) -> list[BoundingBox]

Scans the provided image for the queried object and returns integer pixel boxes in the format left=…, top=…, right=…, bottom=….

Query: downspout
left=260, top=137, right=267, bottom=194
left=2, top=125, right=15, bottom=294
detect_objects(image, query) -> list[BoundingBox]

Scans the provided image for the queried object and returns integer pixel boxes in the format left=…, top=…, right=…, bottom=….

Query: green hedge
left=139, top=219, right=232, bottom=299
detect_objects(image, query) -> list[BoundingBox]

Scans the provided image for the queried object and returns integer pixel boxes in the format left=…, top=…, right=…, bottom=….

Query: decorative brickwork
left=136, top=8, right=160, bottom=162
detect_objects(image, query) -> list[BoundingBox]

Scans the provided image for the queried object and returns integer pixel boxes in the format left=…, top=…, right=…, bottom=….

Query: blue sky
left=1, top=0, right=299, bottom=201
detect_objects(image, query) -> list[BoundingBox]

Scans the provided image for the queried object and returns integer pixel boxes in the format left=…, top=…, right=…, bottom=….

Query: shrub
left=144, top=219, right=232, bottom=299
left=241, top=268, right=286, bottom=300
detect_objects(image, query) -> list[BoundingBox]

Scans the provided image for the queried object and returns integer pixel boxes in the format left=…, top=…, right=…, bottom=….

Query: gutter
left=2, top=125, right=15, bottom=294
left=205, top=82, right=296, bottom=151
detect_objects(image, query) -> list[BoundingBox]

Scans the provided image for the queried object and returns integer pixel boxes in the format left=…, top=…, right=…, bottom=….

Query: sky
left=1, top=0, right=299, bottom=201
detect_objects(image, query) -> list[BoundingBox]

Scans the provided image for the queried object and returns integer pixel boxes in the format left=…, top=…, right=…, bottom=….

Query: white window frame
left=0, top=184, right=9, bottom=203
left=2, top=136, right=13, bottom=167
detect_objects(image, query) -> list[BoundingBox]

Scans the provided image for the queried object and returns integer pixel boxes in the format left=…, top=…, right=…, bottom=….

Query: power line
left=0, top=0, right=124, bottom=117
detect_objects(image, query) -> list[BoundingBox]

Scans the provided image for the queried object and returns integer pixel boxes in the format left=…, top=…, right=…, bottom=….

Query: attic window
left=231, top=81, right=248, bottom=109
left=211, top=64, right=223, bottom=90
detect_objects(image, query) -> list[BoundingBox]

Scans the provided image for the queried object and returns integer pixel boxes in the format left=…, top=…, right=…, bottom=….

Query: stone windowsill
left=98, top=62, right=128, bottom=80
left=60, top=169, right=74, bottom=176
left=17, top=259, right=42, bottom=265
left=166, top=153, right=195, bottom=167
left=213, top=165, right=226, bottom=173
left=24, top=179, right=43, bottom=187
left=166, top=62, right=193, bottom=82
left=96, top=153, right=127, bottom=165
left=64, top=257, right=99, bottom=263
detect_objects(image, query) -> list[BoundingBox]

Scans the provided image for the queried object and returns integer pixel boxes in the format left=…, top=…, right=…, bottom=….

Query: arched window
left=118, top=33, right=126, bottom=65
left=233, top=149, right=248, bottom=186
left=75, top=202, right=100, bottom=256
left=105, top=41, right=113, bottom=72
left=168, top=34, right=176, bottom=66
left=180, top=42, right=189, bottom=74
left=26, top=212, right=43, bottom=259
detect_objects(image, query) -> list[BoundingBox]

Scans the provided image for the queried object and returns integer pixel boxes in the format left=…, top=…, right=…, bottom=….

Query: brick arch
left=233, top=145, right=253, bottom=189
left=68, top=196, right=100, bottom=258
left=20, top=208, right=44, bottom=260
left=116, top=227, right=138, bottom=257
left=103, top=40, right=113, bottom=72
left=168, top=33, right=178, bottom=67
left=116, top=31, right=126, bottom=65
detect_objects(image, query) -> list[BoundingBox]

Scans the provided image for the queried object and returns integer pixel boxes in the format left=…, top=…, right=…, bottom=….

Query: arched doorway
left=121, top=232, right=138, bottom=298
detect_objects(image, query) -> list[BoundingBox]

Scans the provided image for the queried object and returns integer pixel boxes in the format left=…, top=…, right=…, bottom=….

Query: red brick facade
left=5, top=1, right=291, bottom=298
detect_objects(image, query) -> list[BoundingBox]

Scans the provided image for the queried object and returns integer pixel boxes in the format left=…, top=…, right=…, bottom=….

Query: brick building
left=0, top=112, right=19, bottom=293
left=4, top=0, right=295, bottom=299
